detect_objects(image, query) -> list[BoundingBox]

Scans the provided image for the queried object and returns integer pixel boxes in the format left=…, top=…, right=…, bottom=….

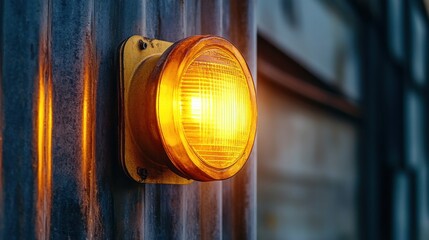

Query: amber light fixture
left=119, top=35, right=257, bottom=184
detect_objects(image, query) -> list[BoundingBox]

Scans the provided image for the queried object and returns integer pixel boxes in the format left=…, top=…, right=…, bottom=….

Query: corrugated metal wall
left=0, top=0, right=256, bottom=239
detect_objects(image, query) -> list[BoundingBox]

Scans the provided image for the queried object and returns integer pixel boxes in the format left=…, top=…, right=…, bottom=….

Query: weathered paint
left=0, top=0, right=256, bottom=239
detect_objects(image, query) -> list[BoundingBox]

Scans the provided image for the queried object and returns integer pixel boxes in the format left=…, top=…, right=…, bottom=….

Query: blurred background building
left=257, top=0, right=429, bottom=239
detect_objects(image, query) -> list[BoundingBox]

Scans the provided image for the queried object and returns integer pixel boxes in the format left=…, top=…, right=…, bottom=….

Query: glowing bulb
left=190, top=97, right=202, bottom=119
left=155, top=35, right=257, bottom=181
left=178, top=48, right=253, bottom=169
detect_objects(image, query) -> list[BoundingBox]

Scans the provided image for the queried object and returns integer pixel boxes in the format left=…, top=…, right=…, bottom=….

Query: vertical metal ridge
left=2, top=0, right=46, bottom=237
left=135, top=187, right=146, bottom=239
left=92, top=0, right=117, bottom=238
left=81, top=0, right=101, bottom=238
left=0, top=0, right=4, bottom=234
left=141, top=0, right=147, bottom=38
left=81, top=45, right=100, bottom=239
left=184, top=0, right=200, bottom=36
left=223, top=0, right=257, bottom=239
left=35, top=0, right=52, bottom=239
left=50, top=0, right=101, bottom=237
left=200, top=182, right=222, bottom=240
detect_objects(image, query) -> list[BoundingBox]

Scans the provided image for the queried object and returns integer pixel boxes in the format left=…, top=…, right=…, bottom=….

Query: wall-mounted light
left=119, top=35, right=257, bottom=184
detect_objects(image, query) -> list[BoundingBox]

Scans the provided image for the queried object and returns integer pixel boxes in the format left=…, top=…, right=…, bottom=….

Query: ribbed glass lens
left=178, top=47, right=253, bottom=169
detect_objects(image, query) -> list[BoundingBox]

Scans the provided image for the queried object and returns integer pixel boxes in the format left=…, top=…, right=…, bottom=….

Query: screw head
left=138, top=40, right=147, bottom=50
left=137, top=167, right=148, bottom=180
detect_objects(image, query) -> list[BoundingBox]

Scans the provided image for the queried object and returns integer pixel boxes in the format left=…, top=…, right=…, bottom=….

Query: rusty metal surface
left=0, top=0, right=256, bottom=239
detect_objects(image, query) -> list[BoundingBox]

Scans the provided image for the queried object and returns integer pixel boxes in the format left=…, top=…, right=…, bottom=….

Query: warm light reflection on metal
left=36, top=32, right=52, bottom=240
left=81, top=48, right=100, bottom=239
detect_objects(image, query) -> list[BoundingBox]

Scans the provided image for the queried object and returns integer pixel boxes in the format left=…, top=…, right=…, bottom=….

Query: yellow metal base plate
left=119, top=35, right=192, bottom=184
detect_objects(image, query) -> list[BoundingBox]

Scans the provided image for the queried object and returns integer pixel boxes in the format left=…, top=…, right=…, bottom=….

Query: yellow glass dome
left=179, top=47, right=253, bottom=169
left=154, top=35, right=257, bottom=181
